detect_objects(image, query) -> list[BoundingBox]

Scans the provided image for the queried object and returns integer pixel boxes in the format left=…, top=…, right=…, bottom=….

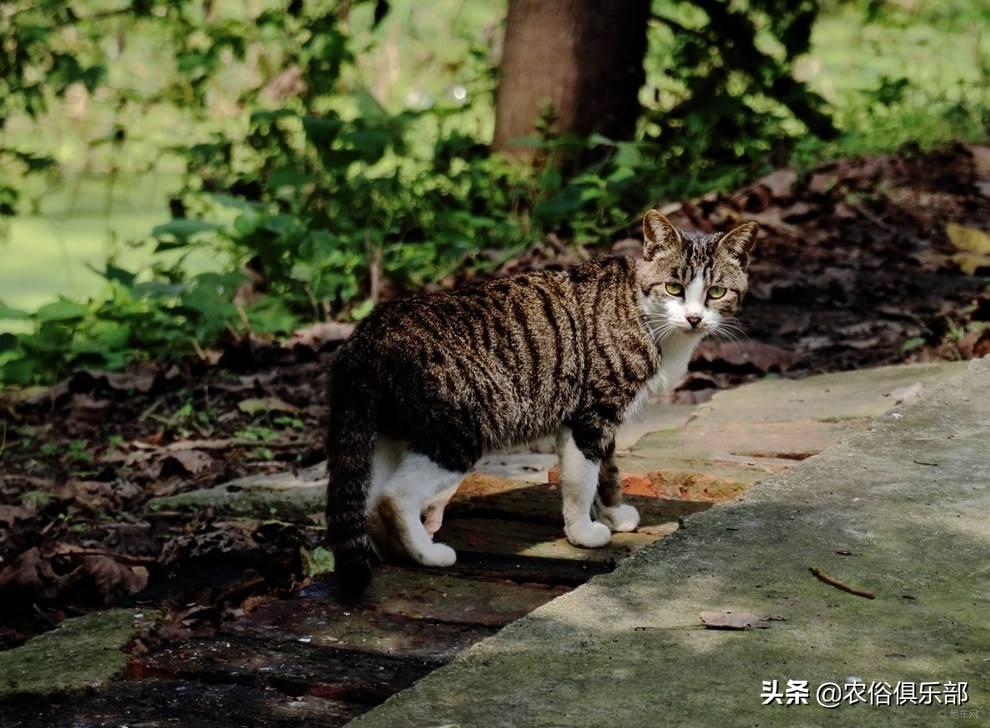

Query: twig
left=912, top=459, right=939, bottom=467
left=59, top=550, right=158, bottom=566
left=138, top=398, right=165, bottom=422
left=853, top=204, right=895, bottom=231
left=809, top=566, right=875, bottom=599
left=32, top=603, right=58, bottom=628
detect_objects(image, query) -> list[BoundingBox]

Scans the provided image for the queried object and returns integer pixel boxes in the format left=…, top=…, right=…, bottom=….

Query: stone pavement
left=354, top=358, right=989, bottom=728
left=0, top=360, right=976, bottom=725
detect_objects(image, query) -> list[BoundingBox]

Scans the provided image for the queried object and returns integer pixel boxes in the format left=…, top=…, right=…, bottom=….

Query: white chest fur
left=624, top=331, right=703, bottom=419
left=656, top=331, right=704, bottom=394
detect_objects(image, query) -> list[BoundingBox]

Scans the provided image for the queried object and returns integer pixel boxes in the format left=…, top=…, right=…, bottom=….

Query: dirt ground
left=1, top=142, right=989, bottom=650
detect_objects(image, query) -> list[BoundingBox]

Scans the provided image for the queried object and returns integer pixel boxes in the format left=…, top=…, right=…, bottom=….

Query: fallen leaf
left=700, top=610, right=771, bottom=630
left=887, top=382, right=923, bottom=405
left=807, top=171, right=837, bottom=194
left=238, top=396, right=299, bottom=415
left=946, top=223, right=990, bottom=275
left=159, top=522, right=259, bottom=566
left=300, top=545, right=335, bottom=577
left=159, top=449, right=215, bottom=477
left=611, top=237, right=642, bottom=257
left=55, top=480, right=114, bottom=511
left=755, top=168, right=797, bottom=199
left=957, top=328, right=990, bottom=359
left=79, top=556, right=149, bottom=600
left=0, top=504, right=34, bottom=525
left=286, top=321, right=355, bottom=350
left=964, top=143, right=990, bottom=176
left=70, top=369, right=156, bottom=395
left=0, top=548, right=56, bottom=601
left=694, top=341, right=798, bottom=373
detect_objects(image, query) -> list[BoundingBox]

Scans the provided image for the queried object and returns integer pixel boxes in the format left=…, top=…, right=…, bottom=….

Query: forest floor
left=1, top=142, right=989, bottom=661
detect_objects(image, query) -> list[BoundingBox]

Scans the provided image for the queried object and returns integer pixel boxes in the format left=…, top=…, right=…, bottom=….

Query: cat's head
left=637, top=210, right=758, bottom=338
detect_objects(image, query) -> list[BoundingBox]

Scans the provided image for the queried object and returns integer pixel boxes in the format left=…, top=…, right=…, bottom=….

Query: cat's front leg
left=556, top=426, right=612, bottom=548
left=593, top=447, right=640, bottom=532
left=422, top=482, right=460, bottom=536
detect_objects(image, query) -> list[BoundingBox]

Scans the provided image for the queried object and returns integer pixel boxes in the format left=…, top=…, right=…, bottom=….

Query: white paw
left=565, top=519, right=612, bottom=549
left=596, top=504, right=640, bottom=532
left=415, top=542, right=457, bottom=567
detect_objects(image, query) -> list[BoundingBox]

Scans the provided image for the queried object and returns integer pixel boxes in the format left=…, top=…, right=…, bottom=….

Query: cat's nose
left=686, top=314, right=702, bottom=329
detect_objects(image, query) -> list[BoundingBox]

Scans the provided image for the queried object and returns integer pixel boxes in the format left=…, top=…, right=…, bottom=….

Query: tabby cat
left=326, top=211, right=758, bottom=596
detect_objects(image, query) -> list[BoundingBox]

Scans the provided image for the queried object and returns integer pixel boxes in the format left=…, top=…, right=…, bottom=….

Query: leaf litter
left=1, top=144, right=989, bottom=647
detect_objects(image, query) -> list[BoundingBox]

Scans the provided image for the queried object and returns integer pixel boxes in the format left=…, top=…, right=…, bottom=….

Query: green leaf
left=350, top=298, right=375, bottom=321
left=211, top=193, right=262, bottom=211
left=0, top=332, right=19, bottom=353
left=0, top=303, right=31, bottom=321
left=86, top=263, right=137, bottom=287
left=0, top=357, right=35, bottom=386
left=250, top=109, right=297, bottom=125
left=300, top=546, right=335, bottom=577
left=34, top=299, right=87, bottom=322
left=268, top=167, right=316, bottom=189
left=301, top=115, right=343, bottom=147
left=901, top=337, right=926, bottom=353
left=152, top=219, right=219, bottom=244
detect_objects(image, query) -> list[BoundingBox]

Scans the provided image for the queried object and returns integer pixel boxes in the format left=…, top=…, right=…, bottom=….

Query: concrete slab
left=0, top=609, right=149, bottom=699
left=617, top=360, right=968, bottom=487
left=353, top=358, right=990, bottom=727
left=695, top=360, right=966, bottom=425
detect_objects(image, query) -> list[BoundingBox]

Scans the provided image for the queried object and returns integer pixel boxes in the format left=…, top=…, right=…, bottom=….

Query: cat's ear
left=642, top=210, right=681, bottom=261
left=718, top=221, right=759, bottom=260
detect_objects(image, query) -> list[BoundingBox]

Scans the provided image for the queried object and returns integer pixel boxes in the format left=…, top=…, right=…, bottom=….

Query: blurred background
left=1, top=0, right=989, bottom=385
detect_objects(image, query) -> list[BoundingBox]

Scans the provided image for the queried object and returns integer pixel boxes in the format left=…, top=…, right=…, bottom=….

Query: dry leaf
left=946, top=223, right=990, bottom=275
left=0, top=548, right=56, bottom=600
left=694, top=341, right=798, bottom=373
left=887, top=382, right=923, bottom=405
left=80, top=556, right=149, bottom=599
left=700, top=610, right=771, bottom=630
left=286, top=321, right=355, bottom=350
left=159, top=449, right=215, bottom=477
left=238, top=396, right=299, bottom=415
left=0, top=504, right=34, bottom=525
left=755, top=168, right=797, bottom=199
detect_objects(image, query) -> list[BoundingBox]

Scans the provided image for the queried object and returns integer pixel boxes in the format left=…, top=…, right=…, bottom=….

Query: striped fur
left=325, top=211, right=757, bottom=595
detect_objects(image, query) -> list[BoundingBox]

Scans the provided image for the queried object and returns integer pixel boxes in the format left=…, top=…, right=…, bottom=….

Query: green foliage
left=1, top=0, right=988, bottom=385
left=0, top=264, right=296, bottom=384
left=640, top=0, right=834, bottom=186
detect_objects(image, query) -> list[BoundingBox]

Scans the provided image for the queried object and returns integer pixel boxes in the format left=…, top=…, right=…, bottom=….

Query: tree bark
left=493, top=0, right=650, bottom=161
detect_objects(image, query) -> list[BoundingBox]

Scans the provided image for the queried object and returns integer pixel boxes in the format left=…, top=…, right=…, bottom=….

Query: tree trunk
left=493, top=0, right=650, bottom=162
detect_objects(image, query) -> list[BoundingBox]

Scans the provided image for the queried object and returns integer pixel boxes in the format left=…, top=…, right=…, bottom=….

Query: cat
left=325, top=210, right=758, bottom=596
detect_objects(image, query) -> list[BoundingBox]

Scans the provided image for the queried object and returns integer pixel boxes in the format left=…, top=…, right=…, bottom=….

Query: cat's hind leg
left=556, top=427, right=612, bottom=548
left=376, top=451, right=463, bottom=567
left=592, top=449, right=640, bottom=532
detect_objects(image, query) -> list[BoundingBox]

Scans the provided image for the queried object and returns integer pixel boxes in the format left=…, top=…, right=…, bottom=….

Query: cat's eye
left=664, top=282, right=684, bottom=297
left=707, top=285, right=727, bottom=299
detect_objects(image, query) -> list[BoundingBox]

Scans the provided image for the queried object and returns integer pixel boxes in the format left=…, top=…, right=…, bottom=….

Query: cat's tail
left=325, top=356, right=378, bottom=600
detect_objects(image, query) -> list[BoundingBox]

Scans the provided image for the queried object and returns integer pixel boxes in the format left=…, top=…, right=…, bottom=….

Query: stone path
left=355, top=357, right=989, bottom=727
left=0, top=361, right=969, bottom=726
